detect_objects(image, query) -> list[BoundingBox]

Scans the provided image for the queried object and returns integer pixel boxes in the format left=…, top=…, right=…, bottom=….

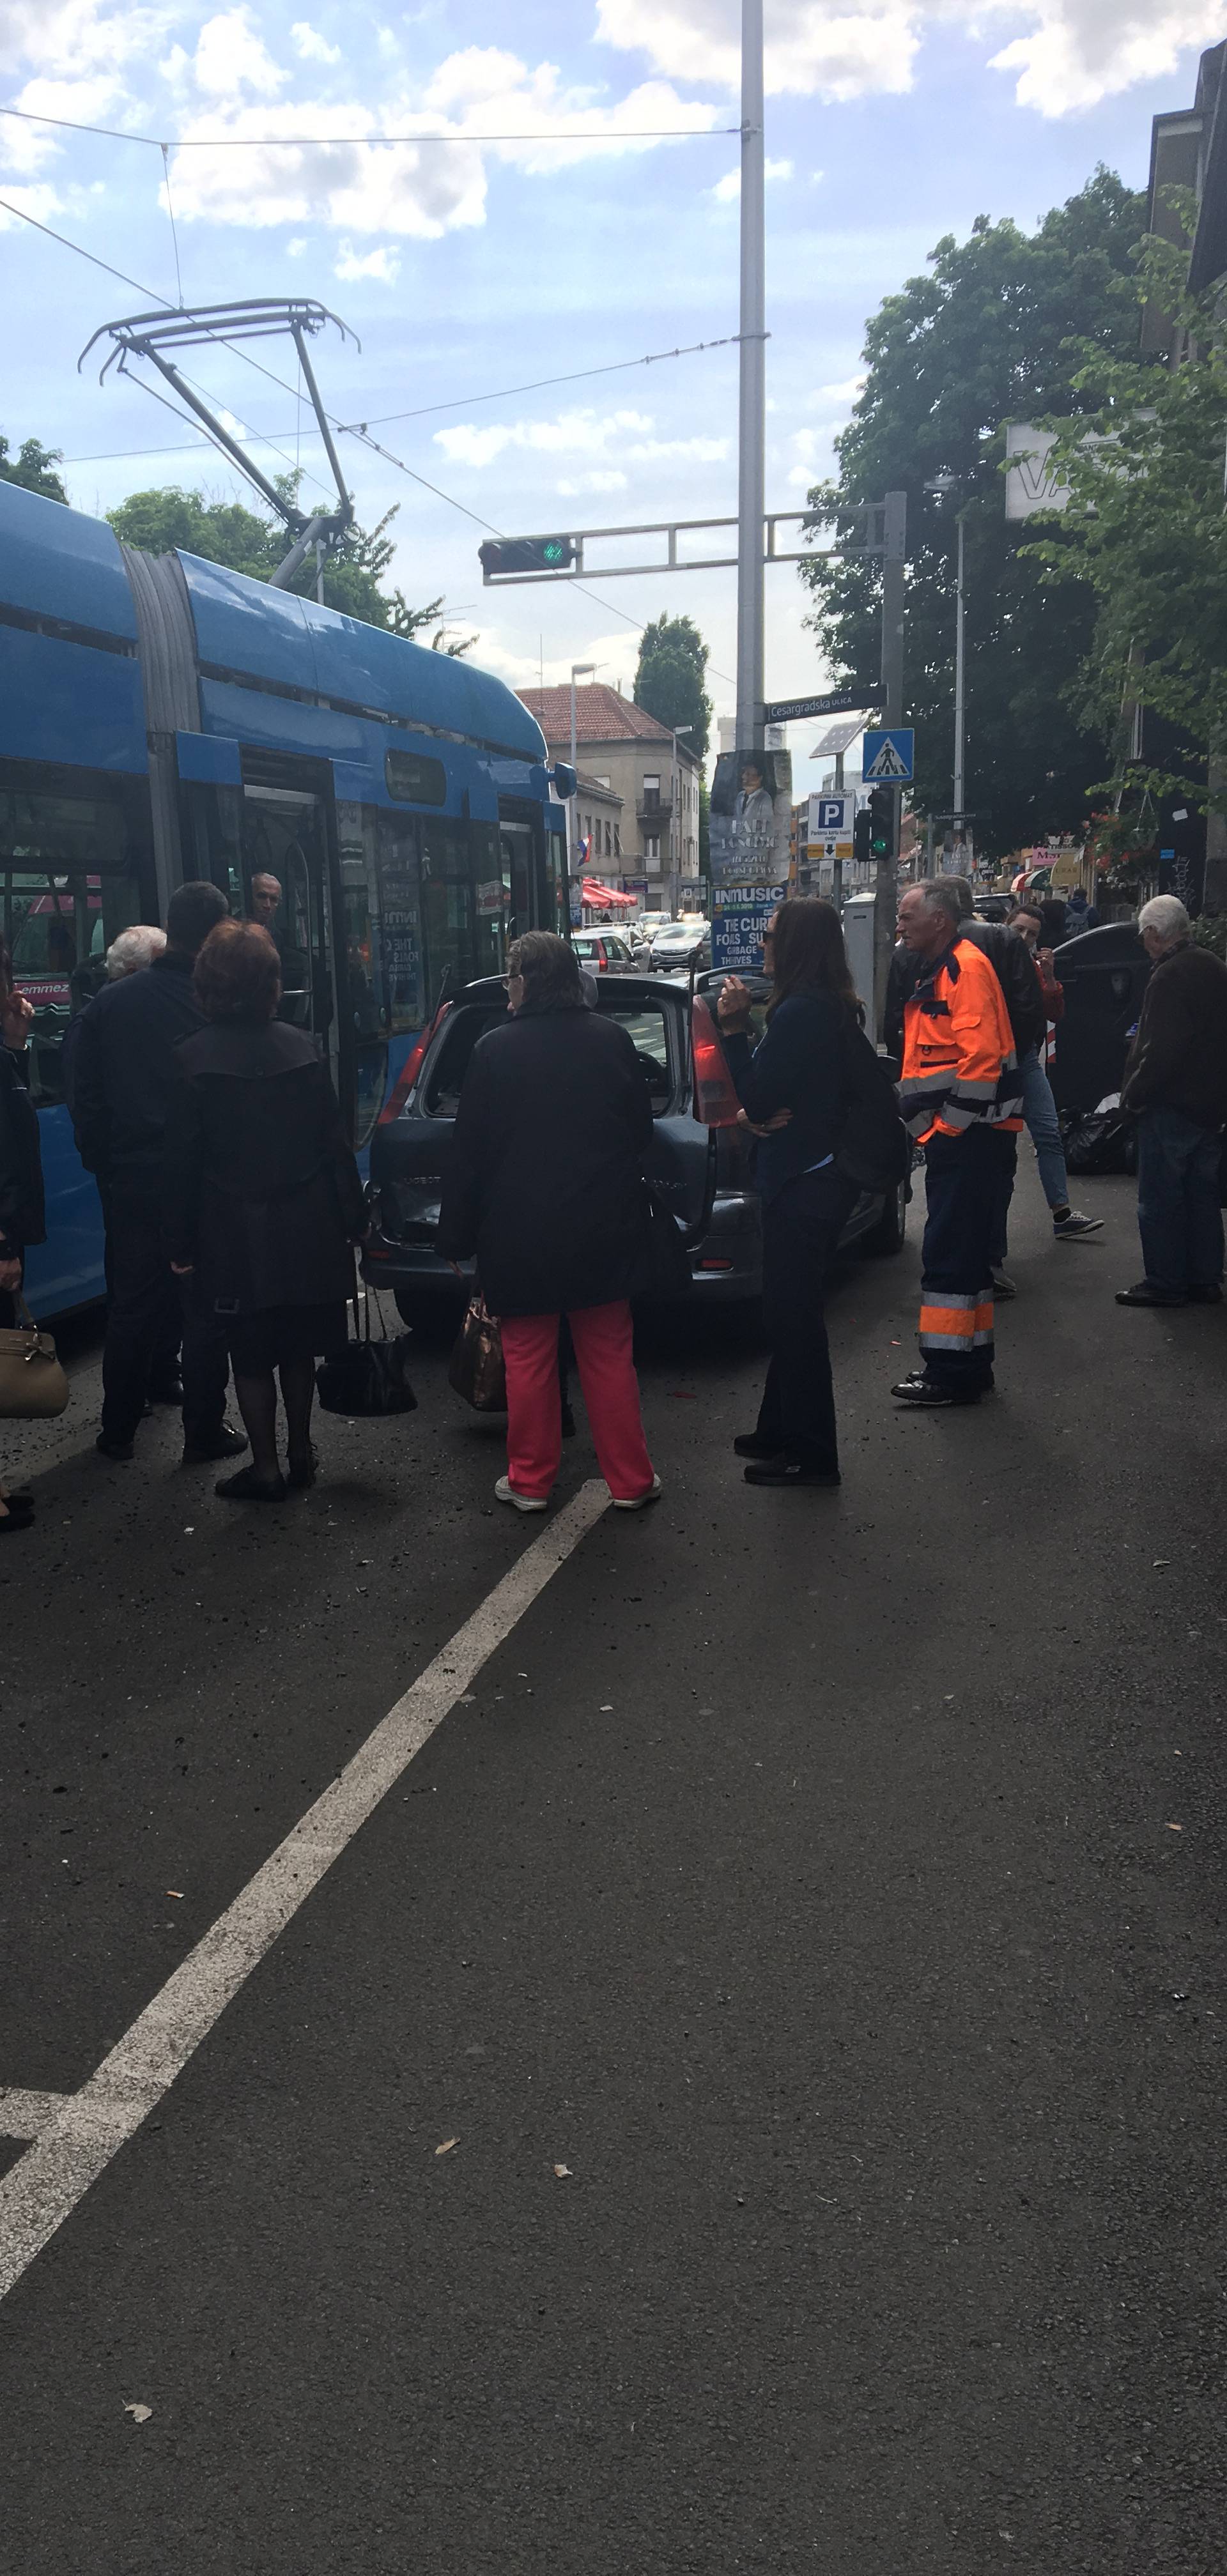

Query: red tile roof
left=517, top=682, right=686, bottom=750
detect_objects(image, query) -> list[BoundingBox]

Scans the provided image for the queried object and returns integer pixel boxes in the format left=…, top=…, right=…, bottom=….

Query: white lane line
left=0, top=2090, right=70, bottom=2142
left=0, top=1477, right=610, bottom=2304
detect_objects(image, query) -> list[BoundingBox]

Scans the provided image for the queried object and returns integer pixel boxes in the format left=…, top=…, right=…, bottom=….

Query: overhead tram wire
left=0, top=101, right=737, bottom=150
left=3, top=188, right=738, bottom=678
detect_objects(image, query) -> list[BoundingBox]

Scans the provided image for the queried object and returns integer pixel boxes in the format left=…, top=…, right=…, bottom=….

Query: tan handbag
left=447, top=1294, right=506, bottom=1413
left=0, top=1297, right=70, bottom=1421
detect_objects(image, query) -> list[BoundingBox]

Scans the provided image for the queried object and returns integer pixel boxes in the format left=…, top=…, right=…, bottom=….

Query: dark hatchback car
left=363, top=971, right=907, bottom=1325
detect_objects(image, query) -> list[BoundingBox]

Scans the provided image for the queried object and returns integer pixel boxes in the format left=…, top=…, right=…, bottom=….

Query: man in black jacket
left=1117, top=895, right=1227, bottom=1307
left=72, top=880, right=247, bottom=1464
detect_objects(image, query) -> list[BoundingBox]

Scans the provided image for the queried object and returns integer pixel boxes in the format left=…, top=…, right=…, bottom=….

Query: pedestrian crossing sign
left=863, top=728, right=914, bottom=783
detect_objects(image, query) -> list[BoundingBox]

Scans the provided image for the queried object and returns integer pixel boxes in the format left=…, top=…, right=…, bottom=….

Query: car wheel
left=860, top=1181, right=907, bottom=1255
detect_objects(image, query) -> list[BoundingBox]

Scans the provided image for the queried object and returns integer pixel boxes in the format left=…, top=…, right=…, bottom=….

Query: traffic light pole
left=736, top=0, right=766, bottom=755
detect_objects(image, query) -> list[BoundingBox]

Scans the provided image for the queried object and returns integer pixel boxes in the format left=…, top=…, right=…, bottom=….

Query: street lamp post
left=569, top=662, right=595, bottom=885
left=670, top=723, right=693, bottom=917
left=926, top=473, right=966, bottom=845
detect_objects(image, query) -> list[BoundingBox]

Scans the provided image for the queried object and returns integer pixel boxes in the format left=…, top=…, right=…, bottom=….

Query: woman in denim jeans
left=1000, top=905, right=1102, bottom=1262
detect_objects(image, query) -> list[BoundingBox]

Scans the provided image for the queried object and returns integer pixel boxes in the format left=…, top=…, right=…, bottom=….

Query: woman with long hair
left=164, top=919, right=364, bottom=1501
left=716, top=898, right=861, bottom=1489
left=0, top=935, right=45, bottom=1531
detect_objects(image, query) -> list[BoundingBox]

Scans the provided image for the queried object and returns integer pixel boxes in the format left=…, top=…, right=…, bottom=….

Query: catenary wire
left=0, top=101, right=737, bottom=149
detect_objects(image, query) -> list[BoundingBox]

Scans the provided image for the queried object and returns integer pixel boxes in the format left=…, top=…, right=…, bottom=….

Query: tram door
left=228, top=781, right=340, bottom=1098
left=498, top=799, right=559, bottom=945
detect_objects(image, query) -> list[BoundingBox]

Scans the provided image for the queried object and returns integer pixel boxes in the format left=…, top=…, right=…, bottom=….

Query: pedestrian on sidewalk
left=1005, top=902, right=1102, bottom=1245
left=716, top=899, right=859, bottom=1489
left=0, top=939, right=45, bottom=1533
left=438, top=931, right=659, bottom=1514
left=893, top=880, right=1023, bottom=1409
left=70, top=880, right=247, bottom=1469
left=1116, top=896, right=1227, bottom=1308
left=164, top=919, right=366, bottom=1501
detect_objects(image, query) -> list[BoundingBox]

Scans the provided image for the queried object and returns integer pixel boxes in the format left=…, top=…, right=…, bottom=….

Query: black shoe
left=148, top=1374, right=185, bottom=1406
left=286, top=1445, right=318, bottom=1491
left=743, top=1457, right=840, bottom=1488
left=1186, top=1282, right=1224, bottom=1304
left=183, top=1423, right=249, bottom=1464
left=560, top=1403, right=577, bottom=1439
left=1115, top=1281, right=1186, bottom=1308
left=991, top=1271, right=1017, bottom=1300
left=215, top=1464, right=286, bottom=1503
left=734, top=1432, right=783, bottom=1459
left=96, top=1431, right=135, bottom=1462
left=891, top=1376, right=980, bottom=1407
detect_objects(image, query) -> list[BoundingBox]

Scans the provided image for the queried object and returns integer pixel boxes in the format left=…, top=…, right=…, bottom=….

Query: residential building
left=573, top=772, right=624, bottom=877
left=518, top=682, right=703, bottom=902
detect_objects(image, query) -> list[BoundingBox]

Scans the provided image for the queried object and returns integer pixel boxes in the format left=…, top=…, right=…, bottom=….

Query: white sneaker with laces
left=1053, top=1209, right=1104, bottom=1238
left=495, top=1475, right=548, bottom=1514
left=612, top=1473, right=663, bottom=1512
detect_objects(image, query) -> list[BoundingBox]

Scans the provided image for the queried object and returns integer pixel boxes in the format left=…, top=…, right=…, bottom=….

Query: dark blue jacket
left=0, top=1046, right=45, bottom=1254
left=721, top=989, right=849, bottom=1204
left=70, top=950, right=206, bottom=1181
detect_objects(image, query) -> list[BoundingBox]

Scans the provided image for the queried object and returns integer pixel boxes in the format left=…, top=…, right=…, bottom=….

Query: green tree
left=799, top=169, right=1150, bottom=858
left=634, top=613, right=712, bottom=761
left=0, top=434, right=68, bottom=503
left=105, top=478, right=472, bottom=650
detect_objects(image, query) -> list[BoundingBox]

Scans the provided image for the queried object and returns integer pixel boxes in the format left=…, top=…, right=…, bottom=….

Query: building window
left=642, top=775, right=661, bottom=812
left=605, top=821, right=612, bottom=857
left=645, top=834, right=660, bottom=861
left=614, top=825, right=621, bottom=858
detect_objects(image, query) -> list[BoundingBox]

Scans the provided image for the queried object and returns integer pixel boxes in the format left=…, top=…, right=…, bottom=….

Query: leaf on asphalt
left=166, top=1890, right=183, bottom=1899
left=435, top=2136, right=459, bottom=2155
left=553, top=2164, right=572, bottom=2178
left=123, top=2403, right=153, bottom=2423
left=1167, top=1822, right=1183, bottom=1831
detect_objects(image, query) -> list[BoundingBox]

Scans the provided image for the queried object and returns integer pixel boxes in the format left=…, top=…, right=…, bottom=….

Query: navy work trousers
left=1136, top=1106, right=1224, bottom=1294
left=100, top=1169, right=229, bottom=1447
left=920, top=1126, right=1017, bottom=1397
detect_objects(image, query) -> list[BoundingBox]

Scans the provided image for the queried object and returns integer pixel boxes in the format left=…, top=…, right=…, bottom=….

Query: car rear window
left=423, top=1003, right=506, bottom=1115
left=596, top=991, right=677, bottom=1113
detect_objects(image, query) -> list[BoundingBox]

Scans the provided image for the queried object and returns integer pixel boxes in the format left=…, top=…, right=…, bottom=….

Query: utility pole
left=736, top=0, right=766, bottom=753
left=953, top=507, right=966, bottom=831
left=670, top=723, right=693, bottom=917
left=875, top=488, right=907, bottom=1031
left=570, top=661, right=594, bottom=889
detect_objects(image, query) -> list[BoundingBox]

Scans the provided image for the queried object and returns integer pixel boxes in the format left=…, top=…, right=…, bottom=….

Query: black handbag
left=316, top=1290, right=418, bottom=1418
left=633, top=1184, right=695, bottom=1299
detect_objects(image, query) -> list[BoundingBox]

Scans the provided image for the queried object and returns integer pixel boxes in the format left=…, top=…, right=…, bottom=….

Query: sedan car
left=362, top=971, right=907, bottom=1327
left=650, top=920, right=712, bottom=972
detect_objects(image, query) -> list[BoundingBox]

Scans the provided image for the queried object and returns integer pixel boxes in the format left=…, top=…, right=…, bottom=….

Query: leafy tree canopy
left=634, top=613, right=712, bottom=762
left=105, top=475, right=473, bottom=651
left=0, top=434, right=68, bottom=504
left=799, top=169, right=1150, bottom=858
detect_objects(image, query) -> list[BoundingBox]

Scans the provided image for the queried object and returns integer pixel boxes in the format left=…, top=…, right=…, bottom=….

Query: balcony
left=637, top=799, right=674, bottom=826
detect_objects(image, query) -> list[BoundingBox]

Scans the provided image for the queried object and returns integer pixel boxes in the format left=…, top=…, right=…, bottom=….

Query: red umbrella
left=581, top=879, right=637, bottom=908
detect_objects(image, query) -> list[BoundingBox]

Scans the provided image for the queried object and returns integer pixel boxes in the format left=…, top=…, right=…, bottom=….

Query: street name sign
left=863, top=728, right=914, bottom=783
left=762, top=690, right=879, bottom=725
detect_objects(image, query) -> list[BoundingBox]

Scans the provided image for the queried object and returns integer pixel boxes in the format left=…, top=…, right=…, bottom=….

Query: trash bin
left=1049, top=921, right=1148, bottom=1116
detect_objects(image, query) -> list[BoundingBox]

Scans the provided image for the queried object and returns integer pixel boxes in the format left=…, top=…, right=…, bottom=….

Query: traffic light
left=868, top=784, right=897, bottom=861
left=479, top=535, right=576, bottom=578
left=853, top=808, right=872, bottom=866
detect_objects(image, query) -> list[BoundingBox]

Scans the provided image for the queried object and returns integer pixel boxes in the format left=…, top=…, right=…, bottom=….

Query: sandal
left=215, top=1465, right=287, bottom=1503
left=286, top=1445, right=318, bottom=1491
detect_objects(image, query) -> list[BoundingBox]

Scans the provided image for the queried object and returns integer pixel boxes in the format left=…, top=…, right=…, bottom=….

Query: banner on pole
left=709, top=747, right=792, bottom=885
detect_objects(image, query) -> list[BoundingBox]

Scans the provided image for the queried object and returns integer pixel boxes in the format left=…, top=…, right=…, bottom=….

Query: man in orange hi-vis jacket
left=892, top=879, right=1024, bottom=1407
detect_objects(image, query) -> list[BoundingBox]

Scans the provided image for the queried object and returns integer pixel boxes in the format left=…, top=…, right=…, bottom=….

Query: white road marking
left=0, top=1478, right=610, bottom=2304
left=0, top=2090, right=70, bottom=2141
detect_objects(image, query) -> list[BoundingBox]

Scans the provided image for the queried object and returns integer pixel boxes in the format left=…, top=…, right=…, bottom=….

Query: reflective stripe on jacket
left=899, top=937, right=1024, bottom=1143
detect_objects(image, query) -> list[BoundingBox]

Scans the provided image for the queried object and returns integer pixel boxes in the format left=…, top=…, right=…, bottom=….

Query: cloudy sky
left=1, top=0, right=1221, bottom=794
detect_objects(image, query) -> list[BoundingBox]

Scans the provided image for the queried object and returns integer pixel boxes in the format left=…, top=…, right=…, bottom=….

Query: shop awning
left=582, top=879, right=637, bottom=908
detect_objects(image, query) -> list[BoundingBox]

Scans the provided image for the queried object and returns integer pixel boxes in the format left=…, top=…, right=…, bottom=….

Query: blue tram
left=0, top=477, right=571, bottom=1316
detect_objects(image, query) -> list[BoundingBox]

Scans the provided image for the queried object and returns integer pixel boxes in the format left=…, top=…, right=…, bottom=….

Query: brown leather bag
left=0, top=1298, right=70, bottom=1420
left=447, top=1294, right=506, bottom=1413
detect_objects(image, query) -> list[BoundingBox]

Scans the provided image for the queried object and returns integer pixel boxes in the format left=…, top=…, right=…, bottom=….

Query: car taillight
left=377, top=999, right=452, bottom=1124
left=690, top=994, right=743, bottom=1128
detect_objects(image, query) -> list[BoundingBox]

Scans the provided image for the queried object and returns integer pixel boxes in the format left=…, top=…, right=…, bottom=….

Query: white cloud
left=434, top=405, right=730, bottom=471
left=556, top=470, right=630, bottom=495
left=286, top=233, right=309, bottom=255
left=291, top=20, right=342, bottom=65
left=596, top=0, right=1227, bottom=114
left=191, top=7, right=287, bottom=100
left=0, top=180, right=65, bottom=229
left=711, top=154, right=792, bottom=200
left=334, top=237, right=401, bottom=280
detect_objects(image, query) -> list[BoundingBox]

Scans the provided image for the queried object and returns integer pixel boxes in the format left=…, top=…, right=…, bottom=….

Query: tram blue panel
left=179, top=551, right=318, bottom=691
left=23, top=1109, right=106, bottom=1320
left=0, top=629, right=147, bottom=772
left=0, top=480, right=139, bottom=637
left=199, top=674, right=371, bottom=765
left=299, top=599, right=546, bottom=755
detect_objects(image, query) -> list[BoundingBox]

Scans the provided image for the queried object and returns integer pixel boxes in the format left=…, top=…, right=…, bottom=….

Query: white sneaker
left=495, top=1475, right=548, bottom=1514
left=612, top=1473, right=663, bottom=1511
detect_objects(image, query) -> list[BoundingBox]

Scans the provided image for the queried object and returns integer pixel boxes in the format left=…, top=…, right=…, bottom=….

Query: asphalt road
left=1, top=1163, right=1223, bottom=2573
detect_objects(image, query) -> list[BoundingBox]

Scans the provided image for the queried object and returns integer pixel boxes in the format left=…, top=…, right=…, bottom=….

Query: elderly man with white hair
left=1117, top=895, right=1227, bottom=1307
left=104, top=924, right=166, bottom=979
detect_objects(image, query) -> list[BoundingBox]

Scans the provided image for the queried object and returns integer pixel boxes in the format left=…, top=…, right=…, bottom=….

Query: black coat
left=0, top=1047, right=45, bottom=1255
left=70, top=949, right=206, bottom=1178
left=437, top=1000, right=653, bottom=1316
left=720, top=990, right=850, bottom=1205
left=163, top=1019, right=364, bottom=1317
left=1122, top=940, right=1227, bottom=1128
